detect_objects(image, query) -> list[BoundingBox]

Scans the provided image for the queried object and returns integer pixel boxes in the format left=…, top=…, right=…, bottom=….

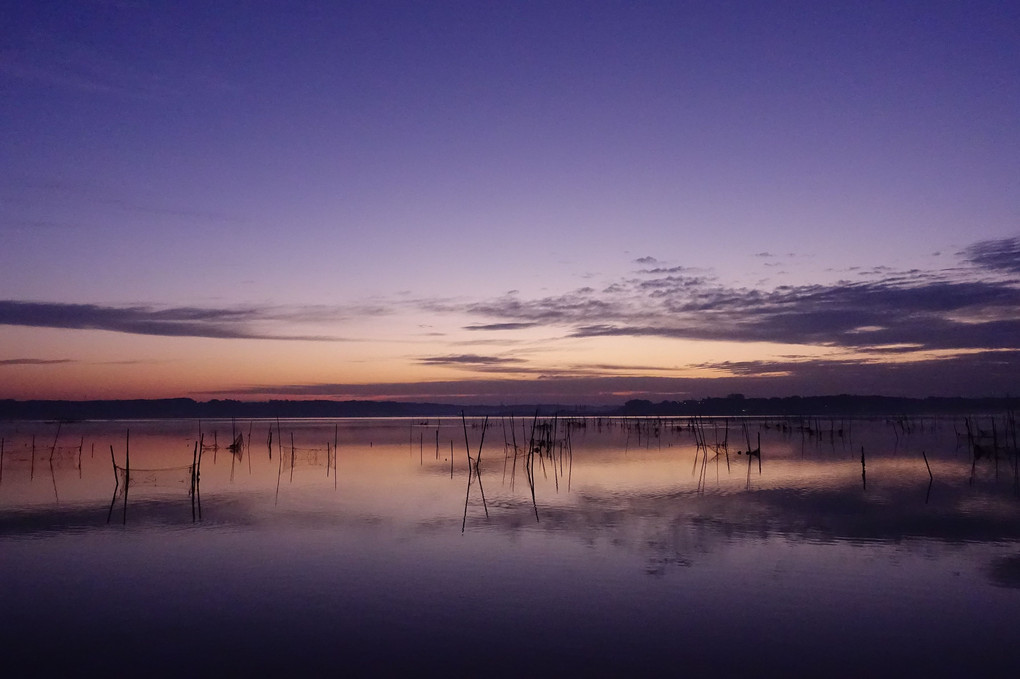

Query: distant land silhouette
left=0, top=394, right=1016, bottom=421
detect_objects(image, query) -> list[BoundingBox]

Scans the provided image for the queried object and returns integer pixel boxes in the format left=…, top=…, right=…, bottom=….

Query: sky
left=1, top=1, right=1018, bottom=404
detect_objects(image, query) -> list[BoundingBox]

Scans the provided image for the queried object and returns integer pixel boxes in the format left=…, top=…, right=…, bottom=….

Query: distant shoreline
left=1, top=395, right=1017, bottom=421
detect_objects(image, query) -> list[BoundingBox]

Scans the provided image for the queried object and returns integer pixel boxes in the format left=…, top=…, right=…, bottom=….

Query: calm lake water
left=1, top=415, right=1018, bottom=677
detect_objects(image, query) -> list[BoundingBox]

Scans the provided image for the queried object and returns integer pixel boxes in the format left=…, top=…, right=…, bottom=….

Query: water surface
left=1, top=416, right=1018, bottom=676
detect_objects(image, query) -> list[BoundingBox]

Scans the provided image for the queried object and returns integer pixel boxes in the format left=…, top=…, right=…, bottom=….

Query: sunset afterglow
left=2, top=2, right=1017, bottom=404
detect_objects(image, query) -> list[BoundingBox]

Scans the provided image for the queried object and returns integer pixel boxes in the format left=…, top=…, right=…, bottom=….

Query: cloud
left=418, top=354, right=524, bottom=366
left=0, top=301, right=344, bottom=341
left=7, top=176, right=243, bottom=225
left=463, top=322, right=539, bottom=331
left=0, top=358, right=74, bottom=366
left=444, top=247, right=1020, bottom=354
left=636, top=266, right=700, bottom=275
left=963, top=237, right=1020, bottom=275
left=218, top=348, right=1020, bottom=402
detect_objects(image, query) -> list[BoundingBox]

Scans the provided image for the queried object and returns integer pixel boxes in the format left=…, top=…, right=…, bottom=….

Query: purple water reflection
left=1, top=417, right=1018, bottom=676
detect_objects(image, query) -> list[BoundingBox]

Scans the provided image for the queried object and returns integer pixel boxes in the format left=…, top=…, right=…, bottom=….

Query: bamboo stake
left=123, top=429, right=130, bottom=524
left=861, top=445, right=866, bottom=490
left=107, top=444, right=119, bottom=524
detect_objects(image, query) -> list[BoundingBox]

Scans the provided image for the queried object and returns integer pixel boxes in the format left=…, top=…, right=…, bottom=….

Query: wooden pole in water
left=274, top=430, right=283, bottom=506
left=922, top=449, right=933, bottom=503
left=475, top=416, right=489, bottom=519
left=195, top=434, right=203, bottom=521
left=107, top=444, right=120, bottom=524
left=860, top=445, right=866, bottom=490
left=461, top=412, right=472, bottom=468
left=110, top=445, right=118, bottom=486
left=509, top=413, right=520, bottom=491
left=123, top=429, right=130, bottom=524
left=191, top=441, right=198, bottom=522
left=49, top=422, right=61, bottom=463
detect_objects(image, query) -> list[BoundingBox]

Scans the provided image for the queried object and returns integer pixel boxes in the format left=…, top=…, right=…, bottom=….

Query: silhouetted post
left=107, top=444, right=119, bottom=524
left=922, top=449, right=933, bottom=503
left=461, top=412, right=472, bottom=469
left=49, top=422, right=61, bottom=463
left=475, top=416, right=489, bottom=519
left=123, top=429, right=131, bottom=524
left=191, top=441, right=198, bottom=522
left=861, top=445, right=866, bottom=490
left=195, top=434, right=203, bottom=521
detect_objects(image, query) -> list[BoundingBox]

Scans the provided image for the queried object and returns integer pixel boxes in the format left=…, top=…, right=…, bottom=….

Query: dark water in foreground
left=1, top=416, right=1018, bottom=677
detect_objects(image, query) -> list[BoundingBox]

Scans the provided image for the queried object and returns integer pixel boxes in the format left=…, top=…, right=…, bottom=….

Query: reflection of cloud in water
left=443, top=478, right=1020, bottom=583
left=987, top=553, right=1020, bottom=588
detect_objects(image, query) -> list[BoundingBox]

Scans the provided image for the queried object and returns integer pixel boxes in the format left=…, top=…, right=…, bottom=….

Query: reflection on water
left=1, top=415, right=1018, bottom=675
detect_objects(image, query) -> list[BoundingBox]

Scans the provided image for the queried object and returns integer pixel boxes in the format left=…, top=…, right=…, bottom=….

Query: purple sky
left=1, top=1, right=1018, bottom=403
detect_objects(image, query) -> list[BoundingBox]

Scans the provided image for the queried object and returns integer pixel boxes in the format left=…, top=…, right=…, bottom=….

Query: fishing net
left=281, top=445, right=332, bottom=468
left=113, top=463, right=196, bottom=496
left=0, top=443, right=82, bottom=470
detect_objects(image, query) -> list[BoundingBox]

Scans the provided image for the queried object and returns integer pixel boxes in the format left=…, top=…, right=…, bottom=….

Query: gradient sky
left=2, top=1, right=1018, bottom=404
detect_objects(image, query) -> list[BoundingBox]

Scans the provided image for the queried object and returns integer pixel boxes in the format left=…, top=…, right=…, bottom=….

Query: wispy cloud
left=0, top=358, right=74, bottom=366
left=463, top=322, right=539, bottom=331
left=963, top=237, right=1020, bottom=275
left=417, top=354, right=525, bottom=366
left=6, top=176, right=243, bottom=225
left=440, top=239, right=1020, bottom=356
left=0, top=301, right=346, bottom=341
left=219, top=348, right=1020, bottom=403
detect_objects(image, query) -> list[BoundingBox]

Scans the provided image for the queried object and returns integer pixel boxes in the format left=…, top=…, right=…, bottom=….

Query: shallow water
left=1, top=416, right=1018, bottom=676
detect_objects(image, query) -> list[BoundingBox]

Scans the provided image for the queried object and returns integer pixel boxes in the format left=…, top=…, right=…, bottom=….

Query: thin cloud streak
left=417, top=354, right=525, bottom=366
left=0, top=301, right=346, bottom=342
left=463, top=322, right=540, bottom=331
left=0, top=358, right=74, bottom=366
